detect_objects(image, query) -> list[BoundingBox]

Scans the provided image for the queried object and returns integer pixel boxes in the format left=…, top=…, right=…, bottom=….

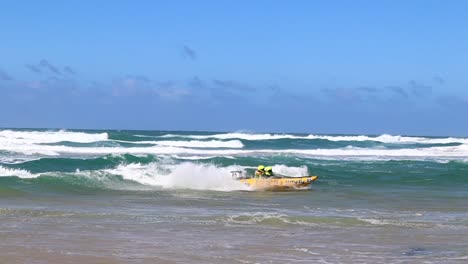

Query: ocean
left=1, top=128, right=467, bottom=263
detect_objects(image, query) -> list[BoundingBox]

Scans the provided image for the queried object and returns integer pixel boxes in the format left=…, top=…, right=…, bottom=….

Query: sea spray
left=0, top=165, right=36, bottom=178
left=105, top=162, right=250, bottom=191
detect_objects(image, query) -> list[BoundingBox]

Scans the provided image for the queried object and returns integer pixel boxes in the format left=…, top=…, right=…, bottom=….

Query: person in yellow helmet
left=255, top=165, right=265, bottom=177
left=264, top=166, right=274, bottom=177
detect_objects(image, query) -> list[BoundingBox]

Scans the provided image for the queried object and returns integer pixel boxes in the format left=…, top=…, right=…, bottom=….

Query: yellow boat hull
left=239, top=176, right=318, bottom=191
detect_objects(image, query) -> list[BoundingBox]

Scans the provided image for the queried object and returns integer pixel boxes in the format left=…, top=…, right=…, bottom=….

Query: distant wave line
left=157, top=133, right=468, bottom=144
left=2, top=144, right=467, bottom=160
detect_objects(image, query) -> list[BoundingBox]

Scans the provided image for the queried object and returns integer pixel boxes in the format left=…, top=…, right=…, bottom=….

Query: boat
left=231, top=171, right=318, bottom=190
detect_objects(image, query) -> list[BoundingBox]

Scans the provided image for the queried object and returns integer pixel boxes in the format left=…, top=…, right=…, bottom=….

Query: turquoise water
left=1, top=129, right=467, bottom=263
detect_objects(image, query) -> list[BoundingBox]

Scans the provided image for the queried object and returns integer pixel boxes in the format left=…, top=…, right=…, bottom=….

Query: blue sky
left=1, top=0, right=467, bottom=135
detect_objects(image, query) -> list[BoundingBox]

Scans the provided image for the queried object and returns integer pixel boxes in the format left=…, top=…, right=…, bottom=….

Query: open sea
left=1, top=128, right=467, bottom=263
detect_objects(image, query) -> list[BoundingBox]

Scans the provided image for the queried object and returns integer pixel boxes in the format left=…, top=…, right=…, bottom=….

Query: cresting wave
left=0, top=130, right=242, bottom=148
left=2, top=143, right=468, bottom=161
left=0, top=129, right=108, bottom=144
left=104, top=162, right=250, bottom=191
left=116, top=139, right=244, bottom=148
left=0, top=166, right=35, bottom=178
left=2, top=129, right=467, bottom=145
left=0, top=162, right=308, bottom=191
left=159, top=132, right=468, bottom=144
left=1, top=129, right=467, bottom=162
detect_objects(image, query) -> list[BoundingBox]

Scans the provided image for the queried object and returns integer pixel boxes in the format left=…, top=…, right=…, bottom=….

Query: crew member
left=255, top=165, right=265, bottom=177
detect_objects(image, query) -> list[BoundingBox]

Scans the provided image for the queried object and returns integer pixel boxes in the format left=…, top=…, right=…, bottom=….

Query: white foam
left=2, top=130, right=468, bottom=162
left=0, top=166, right=36, bottom=178
left=2, top=142, right=468, bottom=161
left=104, top=162, right=250, bottom=191
left=102, top=162, right=311, bottom=190
left=3, top=161, right=308, bottom=190
left=170, top=155, right=236, bottom=160
left=294, top=248, right=320, bottom=255
left=160, top=132, right=302, bottom=140
left=0, top=155, right=41, bottom=164
left=159, top=132, right=468, bottom=144
left=0, top=129, right=108, bottom=144
left=357, top=134, right=468, bottom=144
left=116, top=139, right=244, bottom=148
left=448, top=256, right=468, bottom=260
left=224, top=213, right=318, bottom=227
left=269, top=164, right=309, bottom=177
left=171, top=155, right=218, bottom=160
left=225, top=213, right=289, bottom=225
left=155, top=139, right=243, bottom=148
left=359, top=218, right=428, bottom=228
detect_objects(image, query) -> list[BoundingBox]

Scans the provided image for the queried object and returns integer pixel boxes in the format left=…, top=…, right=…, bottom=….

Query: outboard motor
left=230, top=171, right=246, bottom=180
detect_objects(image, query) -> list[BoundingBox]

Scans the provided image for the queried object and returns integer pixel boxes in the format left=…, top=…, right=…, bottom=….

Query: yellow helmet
left=265, top=166, right=272, bottom=172
left=257, top=165, right=265, bottom=170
